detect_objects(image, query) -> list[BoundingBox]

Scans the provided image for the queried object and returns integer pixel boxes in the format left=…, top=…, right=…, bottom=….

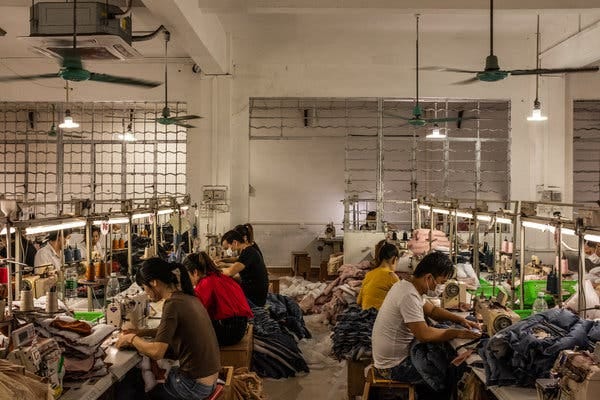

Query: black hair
left=183, top=251, right=221, bottom=277
left=135, top=257, right=194, bottom=296
left=91, top=226, right=101, bottom=234
left=48, top=229, right=73, bottom=242
left=377, top=242, right=399, bottom=265
left=222, top=230, right=243, bottom=245
left=413, top=251, right=455, bottom=278
left=234, top=223, right=255, bottom=244
left=585, top=240, right=598, bottom=247
left=367, top=211, right=377, bottom=218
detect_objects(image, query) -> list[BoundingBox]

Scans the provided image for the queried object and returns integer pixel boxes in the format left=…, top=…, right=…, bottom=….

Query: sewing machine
left=442, top=280, right=470, bottom=309
left=474, top=293, right=520, bottom=336
left=106, top=292, right=148, bottom=330
left=550, top=349, right=600, bottom=400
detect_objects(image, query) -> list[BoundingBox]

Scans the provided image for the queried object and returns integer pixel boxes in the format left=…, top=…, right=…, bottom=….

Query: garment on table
left=50, top=319, right=92, bottom=336
left=331, top=305, right=377, bottom=361
left=155, top=291, right=221, bottom=380
left=194, top=273, right=253, bottom=321
left=238, top=246, right=269, bottom=307
left=357, top=266, right=399, bottom=310
left=34, top=243, right=61, bottom=270
left=372, top=279, right=425, bottom=369
left=0, top=360, right=53, bottom=400
left=479, top=308, right=598, bottom=387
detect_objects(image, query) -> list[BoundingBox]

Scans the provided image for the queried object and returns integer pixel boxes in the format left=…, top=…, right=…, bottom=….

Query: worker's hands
left=115, top=332, right=136, bottom=349
left=460, top=318, right=481, bottom=331
left=121, top=328, right=139, bottom=336
left=454, top=328, right=482, bottom=340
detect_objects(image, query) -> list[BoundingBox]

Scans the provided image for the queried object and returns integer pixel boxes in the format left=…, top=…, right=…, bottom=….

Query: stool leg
left=361, top=382, right=371, bottom=400
left=408, top=385, right=415, bottom=400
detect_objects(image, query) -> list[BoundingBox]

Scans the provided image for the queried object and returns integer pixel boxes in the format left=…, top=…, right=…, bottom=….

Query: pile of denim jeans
left=480, top=308, right=600, bottom=387
left=331, top=305, right=377, bottom=361
left=250, top=296, right=310, bottom=379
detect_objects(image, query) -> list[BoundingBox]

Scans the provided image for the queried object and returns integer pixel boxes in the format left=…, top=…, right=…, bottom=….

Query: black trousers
left=212, top=316, right=248, bottom=346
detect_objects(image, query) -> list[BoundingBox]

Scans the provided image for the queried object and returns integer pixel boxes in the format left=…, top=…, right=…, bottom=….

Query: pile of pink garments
left=407, top=228, right=451, bottom=256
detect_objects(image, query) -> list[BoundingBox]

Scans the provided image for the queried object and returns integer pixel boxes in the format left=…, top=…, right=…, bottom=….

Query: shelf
left=110, top=248, right=128, bottom=253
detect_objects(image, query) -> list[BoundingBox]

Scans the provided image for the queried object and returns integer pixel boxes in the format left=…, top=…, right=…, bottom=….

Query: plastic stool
left=362, top=367, right=416, bottom=400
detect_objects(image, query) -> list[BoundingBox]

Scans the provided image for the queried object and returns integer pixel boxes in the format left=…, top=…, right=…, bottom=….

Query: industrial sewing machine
left=474, top=292, right=520, bottom=336
left=546, top=348, right=600, bottom=400
left=442, top=279, right=470, bottom=310
left=106, top=292, right=149, bottom=330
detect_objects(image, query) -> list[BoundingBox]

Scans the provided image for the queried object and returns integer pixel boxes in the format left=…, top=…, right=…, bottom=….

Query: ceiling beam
left=142, top=0, right=228, bottom=74
left=541, top=20, right=600, bottom=68
left=198, top=0, right=600, bottom=14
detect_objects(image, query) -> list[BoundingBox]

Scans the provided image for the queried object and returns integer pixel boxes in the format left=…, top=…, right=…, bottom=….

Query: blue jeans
left=148, top=367, right=216, bottom=400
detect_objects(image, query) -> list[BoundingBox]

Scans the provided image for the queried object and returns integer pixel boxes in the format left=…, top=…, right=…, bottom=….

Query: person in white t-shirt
left=372, top=252, right=480, bottom=388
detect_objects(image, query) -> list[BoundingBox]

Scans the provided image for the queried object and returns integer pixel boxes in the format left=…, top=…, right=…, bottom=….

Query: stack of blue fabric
left=331, top=305, right=377, bottom=361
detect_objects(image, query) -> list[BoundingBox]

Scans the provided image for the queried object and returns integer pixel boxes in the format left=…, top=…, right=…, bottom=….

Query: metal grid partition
left=0, top=101, right=187, bottom=217
left=249, top=97, right=510, bottom=230
left=573, top=100, right=600, bottom=204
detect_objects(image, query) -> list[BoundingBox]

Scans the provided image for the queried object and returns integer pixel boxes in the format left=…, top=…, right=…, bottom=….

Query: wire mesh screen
left=573, top=100, right=600, bottom=204
left=0, top=101, right=187, bottom=217
left=249, top=97, right=510, bottom=229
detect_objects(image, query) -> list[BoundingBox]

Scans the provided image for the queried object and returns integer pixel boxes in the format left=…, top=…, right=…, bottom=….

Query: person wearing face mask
left=220, top=230, right=269, bottom=307
left=357, top=242, right=400, bottom=310
left=34, top=229, right=72, bottom=270
left=183, top=252, right=253, bottom=346
left=217, top=224, right=262, bottom=264
left=116, top=258, right=220, bottom=400
left=371, top=252, right=480, bottom=391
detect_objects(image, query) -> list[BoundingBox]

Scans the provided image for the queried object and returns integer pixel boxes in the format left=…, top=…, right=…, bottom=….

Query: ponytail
left=136, top=257, right=195, bottom=296
left=171, top=263, right=195, bottom=296
left=183, top=251, right=221, bottom=276
left=234, top=223, right=255, bottom=244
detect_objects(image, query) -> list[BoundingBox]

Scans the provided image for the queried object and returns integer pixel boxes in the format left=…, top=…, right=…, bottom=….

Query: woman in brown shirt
left=116, top=258, right=220, bottom=400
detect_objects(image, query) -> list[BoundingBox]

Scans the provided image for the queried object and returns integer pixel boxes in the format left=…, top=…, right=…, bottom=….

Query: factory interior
left=1, top=0, right=600, bottom=399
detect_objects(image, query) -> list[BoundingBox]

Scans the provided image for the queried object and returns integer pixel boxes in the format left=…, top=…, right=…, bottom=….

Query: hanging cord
left=535, top=15, right=540, bottom=103
left=415, top=14, right=420, bottom=110
left=132, top=25, right=168, bottom=42
left=490, top=0, right=494, bottom=55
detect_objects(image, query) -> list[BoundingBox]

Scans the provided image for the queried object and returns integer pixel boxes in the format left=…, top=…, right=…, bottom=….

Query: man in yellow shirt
left=357, top=242, right=400, bottom=310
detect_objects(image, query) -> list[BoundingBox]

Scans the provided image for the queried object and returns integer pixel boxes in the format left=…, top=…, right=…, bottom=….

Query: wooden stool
left=291, top=251, right=311, bottom=279
left=362, top=367, right=416, bottom=400
left=219, top=325, right=253, bottom=369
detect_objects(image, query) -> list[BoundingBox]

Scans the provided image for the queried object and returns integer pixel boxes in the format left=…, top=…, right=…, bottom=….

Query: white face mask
left=426, top=276, right=444, bottom=297
left=225, top=248, right=233, bottom=257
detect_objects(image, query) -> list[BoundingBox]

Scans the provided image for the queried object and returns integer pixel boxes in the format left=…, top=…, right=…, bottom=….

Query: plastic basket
left=74, top=311, right=104, bottom=323
left=516, top=280, right=577, bottom=308
left=513, top=309, right=533, bottom=320
left=470, top=284, right=507, bottom=298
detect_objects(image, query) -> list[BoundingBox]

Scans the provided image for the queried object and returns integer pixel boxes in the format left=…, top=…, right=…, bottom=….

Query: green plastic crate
left=515, top=280, right=577, bottom=308
left=74, top=311, right=104, bottom=323
left=470, top=284, right=507, bottom=299
left=513, top=309, right=533, bottom=319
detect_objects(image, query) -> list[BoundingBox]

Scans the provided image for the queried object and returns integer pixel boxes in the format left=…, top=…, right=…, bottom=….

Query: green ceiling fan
left=385, top=14, right=477, bottom=128
left=426, top=0, right=599, bottom=85
left=0, top=0, right=161, bottom=88
left=155, top=31, right=201, bottom=128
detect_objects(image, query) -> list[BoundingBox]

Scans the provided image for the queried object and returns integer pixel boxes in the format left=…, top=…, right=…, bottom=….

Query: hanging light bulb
left=426, top=124, right=446, bottom=139
left=527, top=15, right=548, bottom=122
left=527, top=99, right=548, bottom=121
left=118, top=132, right=136, bottom=141
left=59, top=109, right=80, bottom=129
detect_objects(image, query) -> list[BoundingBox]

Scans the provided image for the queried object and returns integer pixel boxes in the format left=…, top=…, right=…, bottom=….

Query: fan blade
left=88, top=72, right=161, bottom=88
left=173, top=122, right=196, bottom=129
left=453, top=77, right=481, bottom=85
left=427, top=116, right=479, bottom=123
left=0, top=73, right=58, bottom=82
left=383, top=111, right=412, bottom=120
left=510, top=66, right=599, bottom=76
left=422, top=66, right=482, bottom=73
left=60, top=49, right=83, bottom=70
left=169, top=115, right=202, bottom=121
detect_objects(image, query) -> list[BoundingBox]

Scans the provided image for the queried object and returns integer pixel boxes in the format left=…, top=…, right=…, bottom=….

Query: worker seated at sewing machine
left=116, top=257, right=220, bottom=400
left=0, top=233, right=37, bottom=267
left=183, top=252, right=253, bottom=346
left=34, top=229, right=72, bottom=271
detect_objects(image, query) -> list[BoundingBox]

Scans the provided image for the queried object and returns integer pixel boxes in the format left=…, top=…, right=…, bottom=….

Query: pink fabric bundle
left=407, top=229, right=451, bottom=255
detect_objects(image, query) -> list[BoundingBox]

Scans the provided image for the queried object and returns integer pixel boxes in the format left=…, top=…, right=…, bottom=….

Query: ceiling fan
left=0, top=0, right=160, bottom=88
left=155, top=31, right=201, bottom=128
left=426, top=0, right=599, bottom=85
left=384, top=14, right=477, bottom=129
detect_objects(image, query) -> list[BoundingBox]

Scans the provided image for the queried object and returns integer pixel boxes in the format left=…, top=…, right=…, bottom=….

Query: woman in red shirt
left=183, top=252, right=253, bottom=346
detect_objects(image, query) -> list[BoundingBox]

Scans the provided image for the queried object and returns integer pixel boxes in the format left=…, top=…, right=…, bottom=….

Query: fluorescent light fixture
left=455, top=211, right=473, bottom=219
left=432, top=208, right=450, bottom=215
left=157, top=209, right=174, bottom=216
left=0, top=227, right=16, bottom=235
left=496, top=217, right=513, bottom=225
left=25, top=220, right=86, bottom=235
left=418, top=205, right=431, bottom=211
left=584, top=234, right=600, bottom=242
left=522, top=220, right=555, bottom=233
left=93, top=217, right=130, bottom=225
left=180, top=205, right=190, bottom=211
left=131, top=212, right=153, bottom=221
left=118, top=132, right=136, bottom=142
left=426, top=124, right=446, bottom=139
left=527, top=101, right=547, bottom=122
left=476, top=215, right=492, bottom=222
left=58, top=110, right=80, bottom=129
left=560, top=228, right=576, bottom=236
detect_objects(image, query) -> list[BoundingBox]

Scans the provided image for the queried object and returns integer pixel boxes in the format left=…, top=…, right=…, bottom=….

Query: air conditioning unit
left=20, top=2, right=141, bottom=60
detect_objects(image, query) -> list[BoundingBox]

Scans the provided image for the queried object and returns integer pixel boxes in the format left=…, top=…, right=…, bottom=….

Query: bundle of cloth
left=250, top=294, right=311, bottom=379
left=0, top=359, right=53, bottom=400
left=565, top=266, right=600, bottom=319
left=35, top=316, right=116, bottom=381
left=279, top=277, right=327, bottom=314
left=311, top=261, right=371, bottom=324
left=331, top=305, right=377, bottom=361
left=231, top=367, right=267, bottom=400
left=479, top=308, right=600, bottom=387
left=408, top=229, right=451, bottom=256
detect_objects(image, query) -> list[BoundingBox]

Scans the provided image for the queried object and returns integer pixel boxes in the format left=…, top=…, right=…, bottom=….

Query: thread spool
left=507, top=241, right=513, bottom=254
left=73, top=247, right=82, bottom=261
left=64, top=247, right=74, bottom=263
left=85, top=262, right=95, bottom=282
left=95, top=261, right=106, bottom=279
left=112, top=238, right=119, bottom=249
left=20, top=289, right=34, bottom=312
left=46, top=291, right=58, bottom=313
